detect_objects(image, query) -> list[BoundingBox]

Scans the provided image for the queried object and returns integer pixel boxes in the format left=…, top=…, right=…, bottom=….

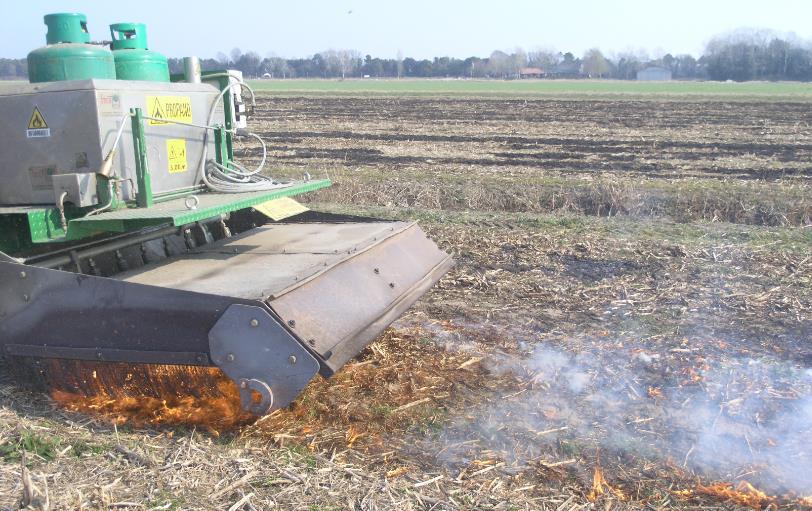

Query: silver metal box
left=52, top=172, right=98, bottom=208
left=0, top=79, right=224, bottom=206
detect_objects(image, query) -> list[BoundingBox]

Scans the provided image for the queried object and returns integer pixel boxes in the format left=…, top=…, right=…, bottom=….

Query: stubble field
left=1, top=84, right=811, bottom=510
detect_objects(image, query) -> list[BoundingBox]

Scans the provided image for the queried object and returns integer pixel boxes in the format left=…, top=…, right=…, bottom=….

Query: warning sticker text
left=147, top=96, right=193, bottom=126
left=166, top=139, right=188, bottom=173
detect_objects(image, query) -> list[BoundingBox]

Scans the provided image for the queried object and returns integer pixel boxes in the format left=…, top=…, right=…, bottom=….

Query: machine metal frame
left=0, top=14, right=453, bottom=416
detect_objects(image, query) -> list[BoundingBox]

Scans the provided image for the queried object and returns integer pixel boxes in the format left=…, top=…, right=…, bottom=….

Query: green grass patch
left=284, top=443, right=318, bottom=469
left=249, top=78, right=812, bottom=101
left=558, top=440, right=583, bottom=458
left=407, top=405, right=450, bottom=436
left=70, top=438, right=107, bottom=458
left=417, top=336, right=434, bottom=346
left=147, top=490, right=184, bottom=511
left=0, top=431, right=61, bottom=462
left=370, top=403, right=396, bottom=419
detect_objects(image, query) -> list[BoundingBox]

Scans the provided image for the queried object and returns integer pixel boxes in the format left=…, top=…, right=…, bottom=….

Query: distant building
left=637, top=67, right=672, bottom=81
left=519, top=67, right=544, bottom=79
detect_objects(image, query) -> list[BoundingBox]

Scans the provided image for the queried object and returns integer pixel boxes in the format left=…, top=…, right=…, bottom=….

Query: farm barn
left=520, top=67, right=544, bottom=78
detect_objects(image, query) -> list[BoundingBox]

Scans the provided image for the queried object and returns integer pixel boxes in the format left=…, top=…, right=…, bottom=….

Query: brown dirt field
left=254, top=97, right=812, bottom=226
left=1, top=94, right=811, bottom=510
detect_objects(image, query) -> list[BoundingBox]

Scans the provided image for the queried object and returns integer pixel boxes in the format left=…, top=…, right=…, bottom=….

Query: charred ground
left=1, top=91, right=811, bottom=510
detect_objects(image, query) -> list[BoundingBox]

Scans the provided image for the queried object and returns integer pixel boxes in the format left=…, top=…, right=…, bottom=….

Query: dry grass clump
left=314, top=170, right=812, bottom=226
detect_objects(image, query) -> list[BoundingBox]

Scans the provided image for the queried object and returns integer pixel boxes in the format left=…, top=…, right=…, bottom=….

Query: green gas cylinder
left=27, top=13, right=116, bottom=83
left=110, top=23, right=170, bottom=82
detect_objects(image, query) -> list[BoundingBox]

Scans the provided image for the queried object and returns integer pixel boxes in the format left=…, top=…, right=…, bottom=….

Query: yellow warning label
left=28, top=107, right=48, bottom=129
left=147, top=96, right=193, bottom=126
left=253, top=197, right=309, bottom=221
left=166, top=139, right=188, bottom=173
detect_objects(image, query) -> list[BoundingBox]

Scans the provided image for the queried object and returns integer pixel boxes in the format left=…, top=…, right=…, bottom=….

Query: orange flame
left=346, top=425, right=366, bottom=448
left=647, top=386, right=664, bottom=399
left=587, top=466, right=626, bottom=502
left=696, top=481, right=776, bottom=509
left=46, top=360, right=255, bottom=434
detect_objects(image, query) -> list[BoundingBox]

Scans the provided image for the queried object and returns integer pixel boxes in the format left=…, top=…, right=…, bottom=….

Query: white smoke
left=416, top=326, right=812, bottom=495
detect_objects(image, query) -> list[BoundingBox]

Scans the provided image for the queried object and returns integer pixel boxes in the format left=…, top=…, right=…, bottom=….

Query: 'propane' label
left=166, top=139, right=188, bottom=173
left=147, top=96, right=193, bottom=126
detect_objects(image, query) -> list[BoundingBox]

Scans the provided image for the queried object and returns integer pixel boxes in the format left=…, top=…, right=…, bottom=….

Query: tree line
left=172, top=48, right=703, bottom=81
left=1, top=29, right=810, bottom=81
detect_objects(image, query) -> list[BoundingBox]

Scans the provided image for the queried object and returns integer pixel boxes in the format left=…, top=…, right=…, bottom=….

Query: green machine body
left=27, top=13, right=116, bottom=83
left=110, top=23, right=170, bottom=82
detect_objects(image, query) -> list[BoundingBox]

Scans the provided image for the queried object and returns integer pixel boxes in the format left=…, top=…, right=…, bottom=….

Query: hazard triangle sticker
left=26, top=107, right=50, bottom=138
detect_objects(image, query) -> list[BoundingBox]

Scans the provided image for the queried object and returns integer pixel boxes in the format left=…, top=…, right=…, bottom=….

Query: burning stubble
left=44, top=360, right=256, bottom=433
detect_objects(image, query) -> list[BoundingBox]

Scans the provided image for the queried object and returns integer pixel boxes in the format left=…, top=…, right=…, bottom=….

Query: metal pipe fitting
left=183, top=56, right=201, bottom=83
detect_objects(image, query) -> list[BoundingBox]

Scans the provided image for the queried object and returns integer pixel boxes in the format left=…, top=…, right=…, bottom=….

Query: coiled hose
left=198, top=77, right=290, bottom=193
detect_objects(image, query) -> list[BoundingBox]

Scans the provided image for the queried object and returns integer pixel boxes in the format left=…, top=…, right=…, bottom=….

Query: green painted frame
left=0, top=179, right=331, bottom=253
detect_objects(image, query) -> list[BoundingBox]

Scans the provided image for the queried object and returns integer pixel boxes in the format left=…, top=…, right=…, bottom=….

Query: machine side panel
left=0, top=89, right=103, bottom=205
left=0, top=80, right=224, bottom=207
left=98, top=83, right=224, bottom=197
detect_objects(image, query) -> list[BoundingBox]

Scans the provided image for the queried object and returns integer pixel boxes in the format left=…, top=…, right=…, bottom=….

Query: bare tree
left=528, top=48, right=559, bottom=70
left=582, top=48, right=611, bottom=78
left=264, top=57, right=291, bottom=78
left=612, top=51, right=643, bottom=80
left=321, top=49, right=361, bottom=78
left=396, top=50, right=404, bottom=79
left=337, top=49, right=361, bottom=79
left=322, top=50, right=341, bottom=77
left=237, top=51, right=261, bottom=77
left=230, top=48, right=243, bottom=65
left=511, top=47, right=528, bottom=75
left=487, top=50, right=512, bottom=78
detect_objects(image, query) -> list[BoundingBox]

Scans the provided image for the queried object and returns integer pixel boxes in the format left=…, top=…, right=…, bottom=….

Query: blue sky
left=2, top=0, right=809, bottom=59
